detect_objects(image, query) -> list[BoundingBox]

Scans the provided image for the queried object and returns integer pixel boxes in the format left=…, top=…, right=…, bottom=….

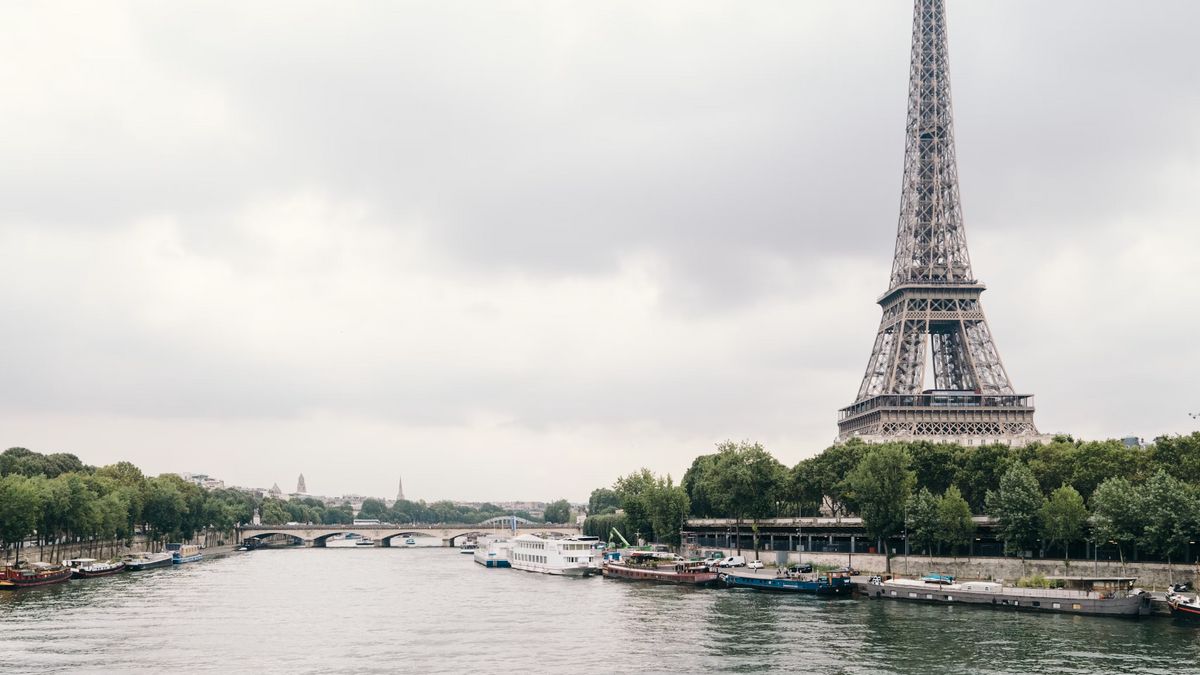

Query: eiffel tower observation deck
left=838, top=0, right=1043, bottom=445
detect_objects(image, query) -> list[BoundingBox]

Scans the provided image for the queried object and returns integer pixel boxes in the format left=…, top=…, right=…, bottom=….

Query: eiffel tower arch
left=837, top=0, right=1044, bottom=445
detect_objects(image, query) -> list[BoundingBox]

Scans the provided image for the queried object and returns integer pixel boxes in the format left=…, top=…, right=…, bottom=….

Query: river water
left=2, top=548, right=1198, bottom=674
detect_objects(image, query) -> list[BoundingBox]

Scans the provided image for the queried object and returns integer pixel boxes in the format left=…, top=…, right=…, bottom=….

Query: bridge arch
left=243, top=532, right=305, bottom=546
left=312, top=531, right=379, bottom=547
left=379, top=531, right=441, bottom=547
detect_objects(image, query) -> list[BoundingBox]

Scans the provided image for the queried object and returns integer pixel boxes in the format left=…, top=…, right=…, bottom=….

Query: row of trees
left=582, top=432, right=1200, bottom=564
left=0, top=449, right=256, bottom=562
left=584, top=469, right=690, bottom=546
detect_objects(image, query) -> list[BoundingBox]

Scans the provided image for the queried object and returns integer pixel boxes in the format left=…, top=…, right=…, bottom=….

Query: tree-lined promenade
left=585, top=433, right=1200, bottom=569
left=0, top=447, right=573, bottom=563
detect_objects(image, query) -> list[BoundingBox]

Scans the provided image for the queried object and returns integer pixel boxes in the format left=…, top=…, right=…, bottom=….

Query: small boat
left=326, top=533, right=376, bottom=548
left=0, top=562, right=73, bottom=589
left=64, top=558, right=126, bottom=579
left=862, top=574, right=1151, bottom=617
left=166, top=543, right=203, bottom=564
left=235, top=539, right=263, bottom=552
left=603, top=551, right=719, bottom=586
left=459, top=541, right=479, bottom=554
left=473, top=539, right=512, bottom=568
left=1166, top=586, right=1200, bottom=621
left=403, top=537, right=416, bottom=546
left=123, top=551, right=175, bottom=571
left=720, top=565, right=852, bottom=595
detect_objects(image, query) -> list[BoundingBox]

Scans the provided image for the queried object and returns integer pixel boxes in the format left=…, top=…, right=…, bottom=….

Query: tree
left=645, top=476, right=690, bottom=547
left=905, top=487, right=941, bottom=558
left=803, top=440, right=868, bottom=516
left=937, top=486, right=975, bottom=557
left=1090, top=477, right=1143, bottom=564
left=954, top=443, right=1013, bottom=512
left=844, top=445, right=915, bottom=571
left=587, top=488, right=620, bottom=516
left=1149, top=433, right=1200, bottom=483
left=0, top=474, right=41, bottom=562
left=1039, top=485, right=1088, bottom=561
left=358, top=498, right=388, bottom=520
left=985, top=463, right=1044, bottom=558
left=1139, top=469, right=1200, bottom=568
left=786, top=461, right=824, bottom=517
left=543, top=499, right=572, bottom=524
left=143, top=476, right=187, bottom=543
left=681, top=454, right=720, bottom=517
left=615, top=469, right=659, bottom=542
left=707, top=441, right=787, bottom=554
left=908, top=441, right=961, bottom=496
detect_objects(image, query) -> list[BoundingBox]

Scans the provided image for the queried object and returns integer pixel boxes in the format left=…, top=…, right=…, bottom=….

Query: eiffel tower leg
left=961, top=320, right=1013, bottom=395
left=888, top=319, right=928, bottom=395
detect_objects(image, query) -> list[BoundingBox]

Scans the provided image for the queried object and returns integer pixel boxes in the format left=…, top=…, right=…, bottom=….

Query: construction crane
left=608, top=527, right=631, bottom=549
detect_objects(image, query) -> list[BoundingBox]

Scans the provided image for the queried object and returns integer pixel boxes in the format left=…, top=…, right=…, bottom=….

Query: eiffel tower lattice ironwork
left=837, top=0, right=1040, bottom=442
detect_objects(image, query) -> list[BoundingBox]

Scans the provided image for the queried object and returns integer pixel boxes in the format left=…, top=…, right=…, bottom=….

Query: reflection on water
left=1, top=549, right=1197, bottom=674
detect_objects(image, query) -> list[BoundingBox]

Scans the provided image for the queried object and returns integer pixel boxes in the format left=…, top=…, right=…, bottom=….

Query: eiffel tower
left=838, top=0, right=1040, bottom=444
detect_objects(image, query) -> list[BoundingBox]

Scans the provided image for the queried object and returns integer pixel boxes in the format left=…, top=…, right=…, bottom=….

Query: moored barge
left=123, top=551, right=174, bottom=571
left=0, top=562, right=72, bottom=589
left=1165, top=588, right=1200, bottom=621
left=167, top=543, right=203, bottom=564
left=720, top=566, right=852, bottom=595
left=603, top=552, right=719, bottom=586
left=862, top=574, right=1150, bottom=617
left=64, top=558, right=126, bottom=578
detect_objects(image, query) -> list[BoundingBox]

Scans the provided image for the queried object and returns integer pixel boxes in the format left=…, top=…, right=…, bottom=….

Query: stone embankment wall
left=705, top=548, right=1199, bottom=590
left=4, top=531, right=238, bottom=564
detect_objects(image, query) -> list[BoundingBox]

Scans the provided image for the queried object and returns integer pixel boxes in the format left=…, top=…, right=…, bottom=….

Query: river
left=2, top=548, right=1198, bottom=674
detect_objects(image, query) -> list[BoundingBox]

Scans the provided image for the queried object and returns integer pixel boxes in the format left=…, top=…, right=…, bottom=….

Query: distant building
left=297, top=473, right=307, bottom=494
left=269, top=483, right=282, bottom=498
left=396, top=476, right=405, bottom=502
left=1122, top=436, right=1146, bottom=448
left=176, top=472, right=225, bottom=491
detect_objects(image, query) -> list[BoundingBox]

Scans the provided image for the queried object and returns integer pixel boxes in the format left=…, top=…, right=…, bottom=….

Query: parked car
left=747, top=560, right=764, bottom=570
left=717, top=556, right=746, bottom=568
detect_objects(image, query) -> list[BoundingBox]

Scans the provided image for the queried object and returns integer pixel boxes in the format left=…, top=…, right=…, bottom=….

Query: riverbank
left=3, top=531, right=238, bottom=565
left=703, top=548, right=1200, bottom=590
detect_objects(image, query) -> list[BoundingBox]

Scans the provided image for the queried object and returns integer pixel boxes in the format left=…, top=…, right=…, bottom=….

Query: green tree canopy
left=845, top=445, right=915, bottom=568
left=587, top=488, right=620, bottom=515
left=985, top=463, right=1044, bottom=557
left=905, top=487, right=941, bottom=557
left=1040, top=485, right=1088, bottom=560
left=543, top=499, right=572, bottom=524
left=938, top=485, right=975, bottom=556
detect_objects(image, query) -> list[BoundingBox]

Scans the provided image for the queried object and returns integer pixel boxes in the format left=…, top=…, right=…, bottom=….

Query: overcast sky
left=1, top=1, right=1197, bottom=502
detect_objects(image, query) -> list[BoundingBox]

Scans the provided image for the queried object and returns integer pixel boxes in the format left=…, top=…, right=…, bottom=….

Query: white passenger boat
left=459, top=541, right=478, bottom=554
left=509, top=534, right=596, bottom=576
left=473, top=539, right=512, bottom=568
left=326, top=533, right=375, bottom=548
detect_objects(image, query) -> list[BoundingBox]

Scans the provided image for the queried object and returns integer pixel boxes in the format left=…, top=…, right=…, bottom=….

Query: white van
left=717, top=556, right=746, bottom=568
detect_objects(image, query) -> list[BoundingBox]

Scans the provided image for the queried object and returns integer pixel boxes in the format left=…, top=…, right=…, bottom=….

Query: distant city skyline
left=1, top=1, right=1197, bottom=501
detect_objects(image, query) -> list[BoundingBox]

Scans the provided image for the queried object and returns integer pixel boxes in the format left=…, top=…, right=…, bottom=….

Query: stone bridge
left=236, top=521, right=581, bottom=547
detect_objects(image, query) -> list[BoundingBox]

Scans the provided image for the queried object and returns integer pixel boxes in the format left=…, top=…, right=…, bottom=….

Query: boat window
left=946, top=596, right=953, bottom=601
left=1052, top=603, right=1061, bottom=609
left=1072, top=603, right=1082, bottom=610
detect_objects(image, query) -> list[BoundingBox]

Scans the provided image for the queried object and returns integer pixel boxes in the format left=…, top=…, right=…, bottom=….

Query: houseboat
left=473, top=539, right=512, bottom=568
left=326, top=533, right=375, bottom=548
left=720, top=565, right=852, bottom=595
left=603, top=551, right=718, bottom=586
left=166, top=543, right=203, bottom=564
left=861, top=574, right=1151, bottom=617
left=0, top=562, right=72, bottom=589
left=1166, top=586, right=1200, bottom=621
left=123, top=551, right=174, bottom=571
left=510, top=534, right=596, bottom=576
left=64, top=558, right=126, bottom=578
